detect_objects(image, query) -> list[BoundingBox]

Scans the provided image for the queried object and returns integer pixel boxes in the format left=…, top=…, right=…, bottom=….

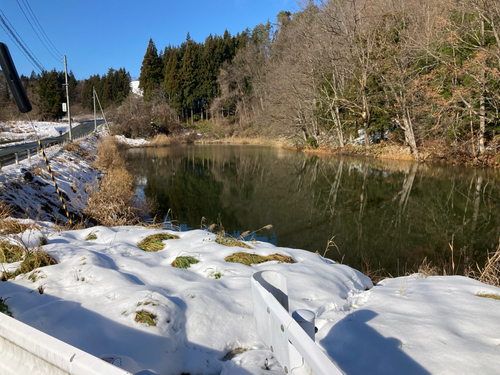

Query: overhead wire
left=0, top=9, right=44, bottom=72
left=22, top=0, right=62, bottom=57
left=15, top=0, right=61, bottom=64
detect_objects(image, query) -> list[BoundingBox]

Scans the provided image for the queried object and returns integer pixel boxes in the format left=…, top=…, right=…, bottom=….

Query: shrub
left=306, top=137, right=318, bottom=149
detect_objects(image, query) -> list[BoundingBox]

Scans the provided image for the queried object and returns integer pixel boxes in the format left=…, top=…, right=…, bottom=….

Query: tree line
left=138, top=26, right=270, bottom=121
left=137, top=0, right=500, bottom=157
left=0, top=67, right=131, bottom=121
left=216, top=0, right=500, bottom=156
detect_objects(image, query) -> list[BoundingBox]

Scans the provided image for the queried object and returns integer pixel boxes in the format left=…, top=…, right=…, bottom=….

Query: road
left=0, top=119, right=105, bottom=158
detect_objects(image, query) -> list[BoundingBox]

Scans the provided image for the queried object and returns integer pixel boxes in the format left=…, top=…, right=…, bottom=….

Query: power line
left=15, top=0, right=61, bottom=64
left=0, top=10, right=44, bottom=72
left=22, top=0, right=63, bottom=58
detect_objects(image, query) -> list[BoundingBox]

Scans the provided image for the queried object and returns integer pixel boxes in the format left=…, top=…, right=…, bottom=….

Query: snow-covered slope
left=0, top=223, right=499, bottom=374
left=130, top=81, right=143, bottom=96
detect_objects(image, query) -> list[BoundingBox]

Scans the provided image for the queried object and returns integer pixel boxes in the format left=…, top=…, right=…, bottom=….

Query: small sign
left=62, top=103, right=67, bottom=112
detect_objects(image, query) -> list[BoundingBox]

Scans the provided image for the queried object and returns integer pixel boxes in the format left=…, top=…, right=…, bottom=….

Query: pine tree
left=139, top=38, right=164, bottom=101
left=38, top=70, right=63, bottom=119
left=164, top=49, right=182, bottom=112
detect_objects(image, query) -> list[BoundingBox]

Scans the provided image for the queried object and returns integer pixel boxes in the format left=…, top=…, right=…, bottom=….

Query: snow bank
left=0, top=223, right=498, bottom=374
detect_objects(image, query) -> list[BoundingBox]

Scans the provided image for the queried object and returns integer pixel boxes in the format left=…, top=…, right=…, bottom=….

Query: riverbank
left=189, top=134, right=500, bottom=168
left=0, top=132, right=499, bottom=374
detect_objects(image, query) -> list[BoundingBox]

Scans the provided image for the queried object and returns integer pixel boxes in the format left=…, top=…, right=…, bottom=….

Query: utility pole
left=63, top=55, right=72, bottom=141
left=93, top=86, right=97, bottom=132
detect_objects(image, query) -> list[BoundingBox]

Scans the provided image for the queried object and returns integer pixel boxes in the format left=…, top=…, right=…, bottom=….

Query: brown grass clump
left=137, top=233, right=179, bottom=252
left=94, top=136, right=127, bottom=171
left=83, top=168, right=146, bottom=226
left=225, top=252, right=295, bottom=266
left=150, top=134, right=171, bottom=147
left=471, top=240, right=500, bottom=288
left=417, top=257, right=440, bottom=278
left=0, top=240, right=25, bottom=263
left=476, top=292, right=500, bottom=300
left=216, top=229, right=253, bottom=249
left=62, top=142, right=91, bottom=158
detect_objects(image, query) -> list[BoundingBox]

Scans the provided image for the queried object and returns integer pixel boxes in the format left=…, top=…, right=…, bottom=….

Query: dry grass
left=216, top=231, right=253, bottom=249
left=171, top=256, right=199, bottom=269
left=0, top=240, right=25, bottom=263
left=150, top=134, right=172, bottom=147
left=85, top=231, right=97, bottom=241
left=94, top=136, right=127, bottom=171
left=471, top=240, right=500, bottom=287
left=83, top=167, right=145, bottom=226
left=137, top=233, right=179, bottom=252
left=417, top=257, right=440, bottom=278
left=135, top=310, right=157, bottom=326
left=62, top=142, right=91, bottom=158
left=225, top=252, right=295, bottom=266
left=0, top=203, right=35, bottom=235
left=476, top=292, right=500, bottom=300
left=2, top=249, right=57, bottom=281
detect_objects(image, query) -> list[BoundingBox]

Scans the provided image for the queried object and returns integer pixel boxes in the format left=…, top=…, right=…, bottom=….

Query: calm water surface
left=127, top=145, right=500, bottom=276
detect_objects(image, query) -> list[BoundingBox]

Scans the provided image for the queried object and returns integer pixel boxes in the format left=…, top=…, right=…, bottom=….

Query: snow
left=0, top=121, right=79, bottom=146
left=115, top=135, right=149, bottom=147
left=130, top=81, right=143, bottom=96
left=0, top=130, right=499, bottom=374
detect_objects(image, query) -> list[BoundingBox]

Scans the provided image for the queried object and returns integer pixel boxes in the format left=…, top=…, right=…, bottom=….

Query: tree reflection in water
left=127, top=145, right=500, bottom=277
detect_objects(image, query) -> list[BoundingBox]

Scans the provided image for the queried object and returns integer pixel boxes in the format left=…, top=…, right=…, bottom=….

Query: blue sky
left=1, top=0, right=296, bottom=80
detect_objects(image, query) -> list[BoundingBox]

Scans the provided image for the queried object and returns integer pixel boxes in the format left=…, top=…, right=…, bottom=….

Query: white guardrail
left=251, top=270, right=343, bottom=375
left=0, top=312, right=132, bottom=375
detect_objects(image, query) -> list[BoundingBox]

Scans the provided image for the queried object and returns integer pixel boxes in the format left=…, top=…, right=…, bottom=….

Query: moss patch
left=225, top=252, right=295, bottom=266
left=171, top=256, right=199, bottom=269
left=138, top=233, right=180, bottom=252
left=135, top=310, right=157, bottom=326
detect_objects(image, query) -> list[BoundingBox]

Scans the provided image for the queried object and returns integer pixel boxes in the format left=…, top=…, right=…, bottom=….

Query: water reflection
left=127, top=145, right=500, bottom=276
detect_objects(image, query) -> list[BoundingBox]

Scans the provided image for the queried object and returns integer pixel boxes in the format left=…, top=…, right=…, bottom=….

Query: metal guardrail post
left=15, top=153, right=18, bottom=165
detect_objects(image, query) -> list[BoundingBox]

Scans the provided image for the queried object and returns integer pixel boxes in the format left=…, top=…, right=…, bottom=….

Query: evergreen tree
left=164, top=49, right=182, bottom=112
left=139, top=38, right=164, bottom=101
left=38, top=69, right=63, bottom=119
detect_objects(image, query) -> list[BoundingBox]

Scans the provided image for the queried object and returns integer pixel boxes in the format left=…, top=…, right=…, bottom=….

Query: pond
left=127, top=145, right=500, bottom=277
